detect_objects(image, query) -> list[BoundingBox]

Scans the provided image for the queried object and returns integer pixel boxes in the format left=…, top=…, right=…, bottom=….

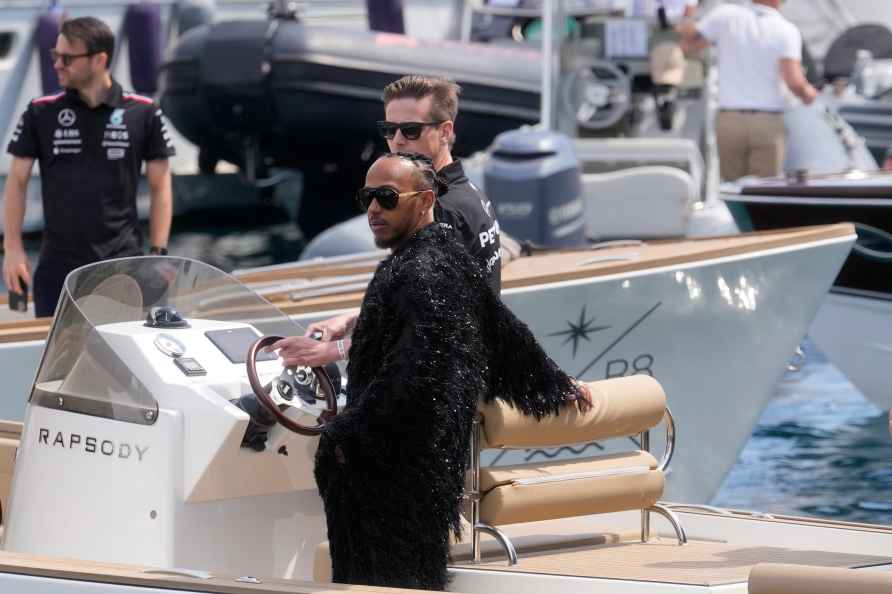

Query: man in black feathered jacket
left=273, top=153, right=589, bottom=590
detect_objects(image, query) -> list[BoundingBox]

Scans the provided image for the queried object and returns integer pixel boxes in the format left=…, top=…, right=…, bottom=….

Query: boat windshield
left=30, top=257, right=305, bottom=425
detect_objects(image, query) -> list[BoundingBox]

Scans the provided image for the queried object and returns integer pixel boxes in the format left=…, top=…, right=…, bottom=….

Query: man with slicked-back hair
left=380, top=75, right=501, bottom=293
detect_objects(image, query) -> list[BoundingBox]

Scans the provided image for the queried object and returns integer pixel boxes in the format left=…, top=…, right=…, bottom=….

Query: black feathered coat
left=314, top=223, right=579, bottom=590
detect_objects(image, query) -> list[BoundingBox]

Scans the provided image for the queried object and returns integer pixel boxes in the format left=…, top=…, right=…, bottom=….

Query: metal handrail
left=474, top=524, right=518, bottom=565
left=642, top=405, right=679, bottom=543
left=664, top=503, right=733, bottom=516
left=657, top=406, right=676, bottom=472
left=647, top=504, right=688, bottom=545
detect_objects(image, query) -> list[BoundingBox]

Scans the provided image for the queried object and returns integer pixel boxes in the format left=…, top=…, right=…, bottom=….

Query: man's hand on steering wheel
left=304, top=311, right=358, bottom=342
left=249, top=336, right=338, bottom=436
left=267, top=335, right=340, bottom=368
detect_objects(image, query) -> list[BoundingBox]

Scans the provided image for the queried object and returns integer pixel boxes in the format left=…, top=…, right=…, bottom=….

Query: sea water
left=713, top=339, right=892, bottom=524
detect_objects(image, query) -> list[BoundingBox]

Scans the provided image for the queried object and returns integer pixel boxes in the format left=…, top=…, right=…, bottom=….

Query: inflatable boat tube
left=36, top=10, right=64, bottom=95
left=160, top=21, right=541, bottom=173
left=176, top=0, right=216, bottom=36
left=125, top=2, right=164, bottom=95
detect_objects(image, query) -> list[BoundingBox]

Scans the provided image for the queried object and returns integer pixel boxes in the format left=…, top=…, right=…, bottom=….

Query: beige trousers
left=716, top=111, right=786, bottom=181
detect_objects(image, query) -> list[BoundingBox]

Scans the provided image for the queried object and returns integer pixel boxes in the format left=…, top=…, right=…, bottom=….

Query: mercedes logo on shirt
left=57, top=108, right=76, bottom=127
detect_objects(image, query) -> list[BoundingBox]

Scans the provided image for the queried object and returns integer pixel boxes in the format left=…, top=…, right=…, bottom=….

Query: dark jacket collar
left=393, top=223, right=451, bottom=256
left=64, top=79, right=124, bottom=108
left=438, top=160, right=467, bottom=185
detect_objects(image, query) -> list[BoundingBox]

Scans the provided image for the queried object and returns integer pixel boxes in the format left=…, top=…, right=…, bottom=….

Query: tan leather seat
left=468, top=375, right=684, bottom=563
left=479, top=375, right=666, bottom=449
left=479, top=452, right=663, bottom=525
left=749, top=563, right=892, bottom=594
left=314, top=375, right=681, bottom=578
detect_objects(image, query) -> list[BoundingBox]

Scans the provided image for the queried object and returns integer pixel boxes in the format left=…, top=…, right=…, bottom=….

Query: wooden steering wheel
left=246, top=335, right=338, bottom=436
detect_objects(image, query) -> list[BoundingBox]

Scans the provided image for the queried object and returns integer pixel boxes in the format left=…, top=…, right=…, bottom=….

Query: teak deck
left=2, top=537, right=887, bottom=592
left=454, top=538, right=892, bottom=586
left=0, top=550, right=457, bottom=594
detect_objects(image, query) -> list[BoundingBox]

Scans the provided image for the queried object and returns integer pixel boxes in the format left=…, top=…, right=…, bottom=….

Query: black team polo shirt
left=435, top=160, right=502, bottom=294
left=7, top=79, right=175, bottom=264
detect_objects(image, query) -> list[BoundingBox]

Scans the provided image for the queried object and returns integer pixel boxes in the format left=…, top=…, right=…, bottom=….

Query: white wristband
left=336, top=339, right=347, bottom=361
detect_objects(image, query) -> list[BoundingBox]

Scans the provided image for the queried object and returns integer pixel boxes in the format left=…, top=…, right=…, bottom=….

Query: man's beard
left=65, top=69, right=96, bottom=90
left=373, top=234, right=398, bottom=249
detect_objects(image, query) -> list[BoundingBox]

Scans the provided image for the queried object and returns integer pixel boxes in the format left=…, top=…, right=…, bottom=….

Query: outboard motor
left=485, top=128, right=586, bottom=247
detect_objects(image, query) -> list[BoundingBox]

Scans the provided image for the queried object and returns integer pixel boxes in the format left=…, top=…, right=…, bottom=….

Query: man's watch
left=149, top=246, right=168, bottom=256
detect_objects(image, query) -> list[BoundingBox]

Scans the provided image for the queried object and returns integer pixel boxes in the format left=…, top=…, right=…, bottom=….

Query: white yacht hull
left=292, top=233, right=854, bottom=504
left=810, top=291, right=892, bottom=411
left=0, top=229, right=854, bottom=506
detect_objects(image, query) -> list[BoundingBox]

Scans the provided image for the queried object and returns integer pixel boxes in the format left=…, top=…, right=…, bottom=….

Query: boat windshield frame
left=29, top=256, right=303, bottom=425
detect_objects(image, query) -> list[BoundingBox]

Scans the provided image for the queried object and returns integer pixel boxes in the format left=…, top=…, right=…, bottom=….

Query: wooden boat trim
left=0, top=550, right=462, bottom=594
left=0, top=224, right=856, bottom=342
left=0, top=420, right=21, bottom=441
left=262, top=223, right=856, bottom=315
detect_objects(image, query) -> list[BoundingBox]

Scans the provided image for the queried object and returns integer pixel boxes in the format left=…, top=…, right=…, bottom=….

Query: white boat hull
left=293, top=233, right=854, bottom=504
left=0, top=231, right=854, bottom=506
left=3, top=507, right=892, bottom=593
left=810, top=291, right=892, bottom=411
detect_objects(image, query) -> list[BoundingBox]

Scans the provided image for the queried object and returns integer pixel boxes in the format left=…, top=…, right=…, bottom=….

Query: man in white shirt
left=678, top=0, right=817, bottom=180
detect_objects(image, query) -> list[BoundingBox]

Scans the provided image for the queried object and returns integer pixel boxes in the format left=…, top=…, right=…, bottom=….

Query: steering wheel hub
left=246, top=335, right=338, bottom=436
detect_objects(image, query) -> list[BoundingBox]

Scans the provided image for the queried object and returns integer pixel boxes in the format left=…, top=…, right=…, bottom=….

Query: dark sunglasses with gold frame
left=356, top=186, right=427, bottom=211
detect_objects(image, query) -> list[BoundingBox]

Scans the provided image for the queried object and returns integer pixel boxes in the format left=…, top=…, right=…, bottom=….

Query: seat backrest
left=474, top=376, right=669, bottom=527
left=749, top=563, right=892, bottom=594
left=480, top=374, right=666, bottom=449
left=573, top=137, right=705, bottom=191
left=468, top=376, right=682, bottom=562
left=580, top=167, right=695, bottom=240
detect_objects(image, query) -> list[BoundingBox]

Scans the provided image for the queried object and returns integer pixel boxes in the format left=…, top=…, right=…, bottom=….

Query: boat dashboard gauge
left=154, top=333, right=187, bottom=358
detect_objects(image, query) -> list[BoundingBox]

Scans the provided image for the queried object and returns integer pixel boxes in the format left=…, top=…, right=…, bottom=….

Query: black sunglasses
left=356, top=187, right=426, bottom=211
left=50, top=49, right=97, bottom=67
left=377, top=120, right=444, bottom=141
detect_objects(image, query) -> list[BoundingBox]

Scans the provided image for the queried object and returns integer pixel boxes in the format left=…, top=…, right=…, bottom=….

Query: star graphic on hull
left=549, top=306, right=611, bottom=358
